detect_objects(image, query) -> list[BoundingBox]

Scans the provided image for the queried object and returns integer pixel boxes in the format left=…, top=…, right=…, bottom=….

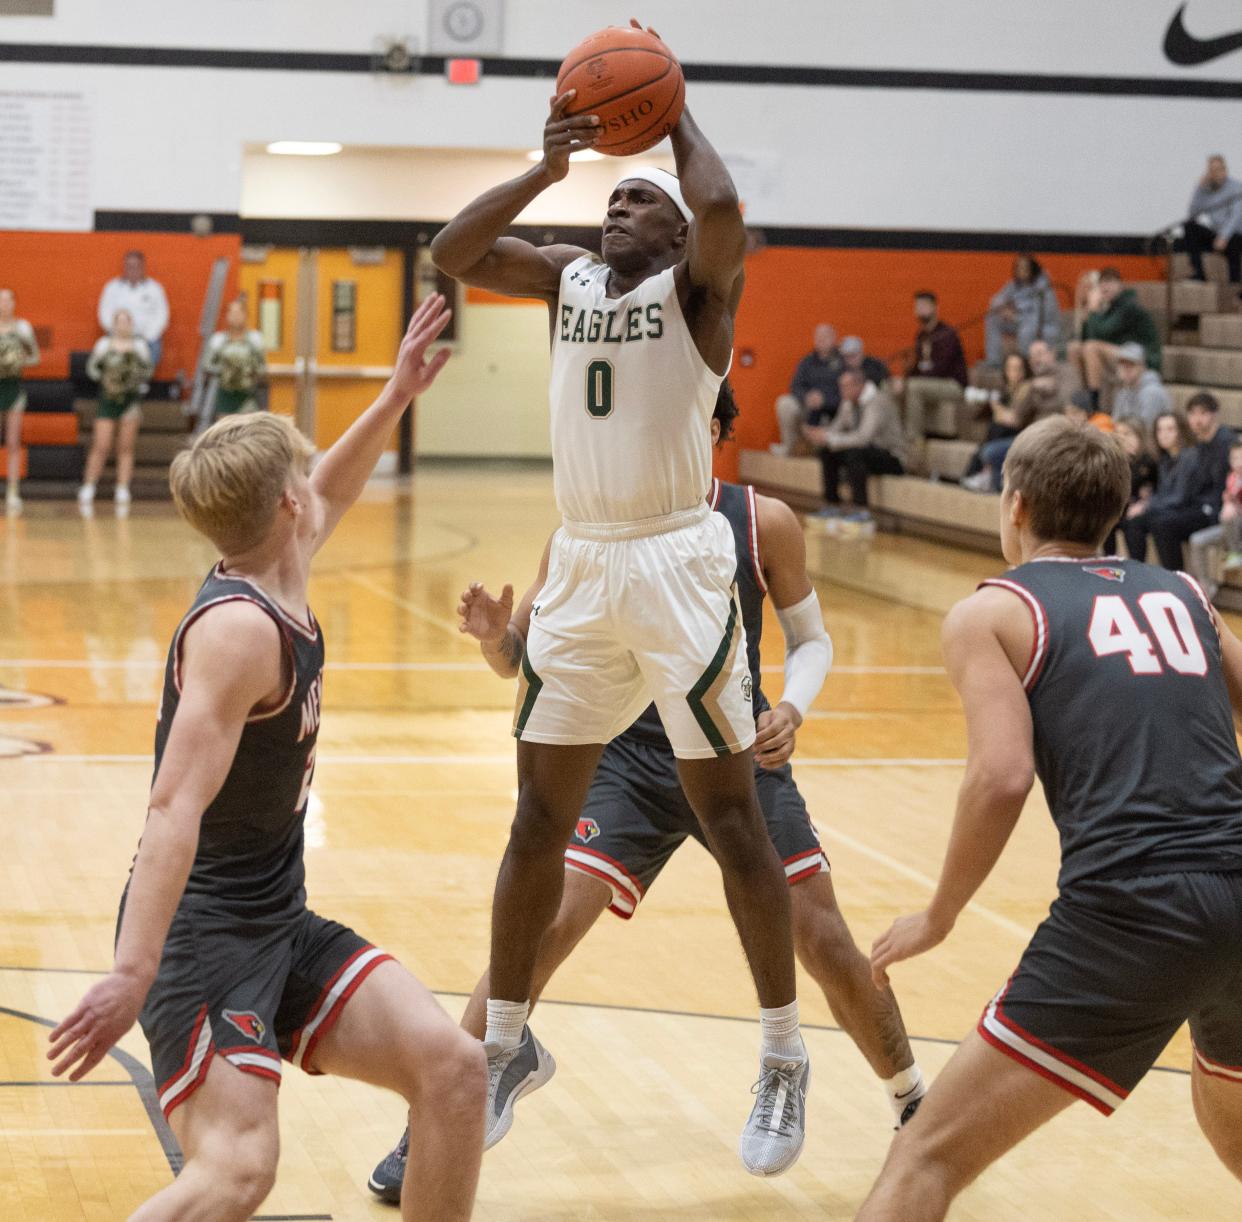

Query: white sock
left=484, top=999, right=529, bottom=1052
left=760, top=1000, right=806, bottom=1062
left=883, top=1064, right=927, bottom=1123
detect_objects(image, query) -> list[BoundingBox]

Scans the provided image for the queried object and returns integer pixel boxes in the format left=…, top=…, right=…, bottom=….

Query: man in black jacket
left=773, top=323, right=842, bottom=455
left=1143, top=392, right=1236, bottom=569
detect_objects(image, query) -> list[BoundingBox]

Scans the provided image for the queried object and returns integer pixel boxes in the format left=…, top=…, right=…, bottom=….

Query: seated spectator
left=984, top=255, right=1061, bottom=367
left=803, top=368, right=906, bottom=517
left=894, top=291, right=968, bottom=444
left=1123, top=395, right=1235, bottom=568
left=1186, top=438, right=1242, bottom=600
left=1025, top=338, right=1077, bottom=418
left=772, top=323, right=842, bottom=456
left=1121, top=410, right=1195, bottom=563
left=1111, top=341, right=1172, bottom=425
left=1181, top=154, right=1242, bottom=294
left=1106, top=416, right=1159, bottom=555
left=205, top=300, right=267, bottom=419
left=1068, top=268, right=1161, bottom=410
left=79, top=309, right=153, bottom=510
left=961, top=353, right=1035, bottom=492
left=839, top=335, right=889, bottom=387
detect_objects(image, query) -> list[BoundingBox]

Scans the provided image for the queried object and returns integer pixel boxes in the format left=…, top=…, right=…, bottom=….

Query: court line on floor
left=0, top=1079, right=131, bottom=1086
left=340, top=573, right=474, bottom=640
left=0, top=658, right=945, bottom=676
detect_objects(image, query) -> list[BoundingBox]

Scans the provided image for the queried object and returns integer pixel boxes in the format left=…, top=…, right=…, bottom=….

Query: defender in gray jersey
left=49, top=299, right=487, bottom=1222
left=368, top=388, right=927, bottom=1204
left=860, top=416, right=1242, bottom=1221
left=431, top=20, right=808, bottom=1176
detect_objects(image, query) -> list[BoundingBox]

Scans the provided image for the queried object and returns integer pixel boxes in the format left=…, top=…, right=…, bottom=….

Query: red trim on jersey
left=978, top=578, right=1049, bottom=691
left=214, top=563, right=318, bottom=640
left=285, top=947, right=394, bottom=1072
left=784, top=847, right=824, bottom=868
left=171, top=595, right=298, bottom=722
left=977, top=1019, right=1115, bottom=1116
left=231, top=1063, right=282, bottom=1085
left=566, top=843, right=647, bottom=898
left=1178, top=571, right=1220, bottom=638
left=744, top=484, right=768, bottom=594
left=992, top=982, right=1130, bottom=1098
left=787, top=862, right=828, bottom=885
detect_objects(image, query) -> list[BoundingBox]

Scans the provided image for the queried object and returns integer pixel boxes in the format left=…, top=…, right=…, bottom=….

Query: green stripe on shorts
left=686, top=594, right=740, bottom=756
left=513, top=648, right=544, bottom=739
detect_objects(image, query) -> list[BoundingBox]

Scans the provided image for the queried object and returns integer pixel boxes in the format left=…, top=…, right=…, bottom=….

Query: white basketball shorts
left=514, top=504, right=756, bottom=760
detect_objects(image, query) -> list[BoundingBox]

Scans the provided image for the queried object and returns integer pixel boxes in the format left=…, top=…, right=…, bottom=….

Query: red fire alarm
left=447, top=58, right=482, bottom=84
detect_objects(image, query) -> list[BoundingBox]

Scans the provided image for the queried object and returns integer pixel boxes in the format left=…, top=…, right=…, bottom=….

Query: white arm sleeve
left=775, top=588, right=833, bottom=719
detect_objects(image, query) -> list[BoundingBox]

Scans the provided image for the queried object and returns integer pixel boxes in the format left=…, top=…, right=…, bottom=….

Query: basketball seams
left=560, top=53, right=674, bottom=112
left=603, top=71, right=686, bottom=157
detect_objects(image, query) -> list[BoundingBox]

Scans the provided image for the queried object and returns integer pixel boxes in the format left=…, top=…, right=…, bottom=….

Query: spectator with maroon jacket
left=894, top=291, right=968, bottom=445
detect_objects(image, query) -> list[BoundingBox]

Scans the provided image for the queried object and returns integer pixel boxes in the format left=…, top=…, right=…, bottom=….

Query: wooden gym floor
left=0, top=464, right=1239, bottom=1220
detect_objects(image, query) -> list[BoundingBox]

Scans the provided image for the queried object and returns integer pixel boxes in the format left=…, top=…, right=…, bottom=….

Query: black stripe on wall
left=7, top=42, right=1242, bottom=100
left=94, top=210, right=1163, bottom=257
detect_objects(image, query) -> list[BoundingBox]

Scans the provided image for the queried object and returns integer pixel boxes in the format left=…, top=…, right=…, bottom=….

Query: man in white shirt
left=97, top=251, right=170, bottom=372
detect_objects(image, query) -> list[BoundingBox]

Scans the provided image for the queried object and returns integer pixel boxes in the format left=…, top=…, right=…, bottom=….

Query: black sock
left=1089, top=389, right=1100, bottom=411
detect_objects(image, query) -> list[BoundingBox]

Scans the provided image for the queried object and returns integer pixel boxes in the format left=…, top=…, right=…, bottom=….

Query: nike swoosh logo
left=1164, top=4, right=1242, bottom=66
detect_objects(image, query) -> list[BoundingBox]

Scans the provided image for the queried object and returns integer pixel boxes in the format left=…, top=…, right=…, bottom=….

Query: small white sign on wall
left=427, top=0, right=504, bottom=56
left=0, top=89, right=93, bottom=231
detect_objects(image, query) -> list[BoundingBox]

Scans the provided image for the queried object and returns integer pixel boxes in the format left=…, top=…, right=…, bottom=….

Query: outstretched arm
left=48, top=602, right=283, bottom=1080
left=458, top=534, right=553, bottom=678
left=430, top=94, right=596, bottom=300
left=871, top=589, right=1035, bottom=986
left=752, top=496, right=831, bottom=769
left=310, top=295, right=452, bottom=549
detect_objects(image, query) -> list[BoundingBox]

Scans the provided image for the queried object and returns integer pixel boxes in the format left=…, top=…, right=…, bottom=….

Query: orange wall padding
left=0, top=231, right=241, bottom=382
left=0, top=448, right=29, bottom=479
left=715, top=247, right=1166, bottom=483
left=16, top=413, right=78, bottom=446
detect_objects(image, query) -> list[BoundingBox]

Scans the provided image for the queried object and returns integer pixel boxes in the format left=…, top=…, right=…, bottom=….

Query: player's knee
left=697, top=799, right=767, bottom=867
left=509, top=787, right=573, bottom=854
left=406, top=1025, right=487, bottom=1111
left=792, top=896, right=861, bottom=976
left=211, top=1144, right=278, bottom=1216
left=879, top=1128, right=963, bottom=1206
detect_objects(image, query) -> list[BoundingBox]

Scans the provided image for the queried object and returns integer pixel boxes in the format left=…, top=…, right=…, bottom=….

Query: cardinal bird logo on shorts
left=1084, top=565, right=1126, bottom=583
left=223, top=1010, right=267, bottom=1043
left=575, top=817, right=601, bottom=843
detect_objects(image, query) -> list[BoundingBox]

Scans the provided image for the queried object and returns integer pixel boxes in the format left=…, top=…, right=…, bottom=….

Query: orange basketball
left=557, top=27, right=685, bottom=158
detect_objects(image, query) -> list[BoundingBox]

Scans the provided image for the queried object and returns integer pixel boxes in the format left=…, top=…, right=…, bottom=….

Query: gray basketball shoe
left=366, top=1126, right=408, bottom=1204
left=484, top=1025, right=556, bottom=1150
left=739, top=1053, right=810, bottom=1176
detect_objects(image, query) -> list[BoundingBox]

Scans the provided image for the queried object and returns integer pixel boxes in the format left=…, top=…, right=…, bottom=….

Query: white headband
left=614, top=166, right=693, bottom=224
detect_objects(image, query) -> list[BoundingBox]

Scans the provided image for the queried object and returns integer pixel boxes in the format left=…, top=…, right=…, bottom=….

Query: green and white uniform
left=0, top=319, right=39, bottom=415
left=516, top=254, right=752, bottom=759
left=87, top=337, right=152, bottom=421
left=205, top=328, right=266, bottom=415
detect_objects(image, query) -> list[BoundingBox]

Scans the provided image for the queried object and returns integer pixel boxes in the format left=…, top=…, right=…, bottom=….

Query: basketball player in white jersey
left=430, top=31, right=808, bottom=1174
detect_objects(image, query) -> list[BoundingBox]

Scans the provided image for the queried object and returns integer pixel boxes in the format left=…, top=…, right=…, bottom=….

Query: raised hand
left=458, top=581, right=514, bottom=644
left=48, top=970, right=147, bottom=1082
left=541, top=91, right=601, bottom=182
left=628, top=17, right=665, bottom=42
left=390, top=294, right=453, bottom=401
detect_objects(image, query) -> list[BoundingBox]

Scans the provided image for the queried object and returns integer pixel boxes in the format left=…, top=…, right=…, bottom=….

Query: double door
left=237, top=247, right=407, bottom=455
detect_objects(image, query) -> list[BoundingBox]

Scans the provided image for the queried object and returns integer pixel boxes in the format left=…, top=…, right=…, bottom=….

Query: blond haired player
left=430, top=20, right=808, bottom=1175
left=48, top=297, right=487, bottom=1222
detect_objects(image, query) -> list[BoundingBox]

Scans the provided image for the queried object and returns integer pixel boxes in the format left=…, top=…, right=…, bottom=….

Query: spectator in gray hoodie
left=1183, top=154, right=1242, bottom=289
left=1112, top=342, right=1172, bottom=425
left=984, top=255, right=1061, bottom=366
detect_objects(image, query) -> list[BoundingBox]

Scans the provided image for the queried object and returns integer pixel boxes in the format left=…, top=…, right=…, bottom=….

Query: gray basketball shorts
left=979, top=871, right=1242, bottom=1114
left=564, top=729, right=829, bottom=918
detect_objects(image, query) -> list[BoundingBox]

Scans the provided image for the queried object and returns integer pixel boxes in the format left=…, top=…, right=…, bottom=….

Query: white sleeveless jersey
left=549, top=255, right=725, bottom=526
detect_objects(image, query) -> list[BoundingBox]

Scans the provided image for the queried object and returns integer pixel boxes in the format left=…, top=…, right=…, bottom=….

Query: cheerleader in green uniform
left=79, top=309, right=152, bottom=508
left=0, top=288, right=41, bottom=510
left=204, top=300, right=266, bottom=418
